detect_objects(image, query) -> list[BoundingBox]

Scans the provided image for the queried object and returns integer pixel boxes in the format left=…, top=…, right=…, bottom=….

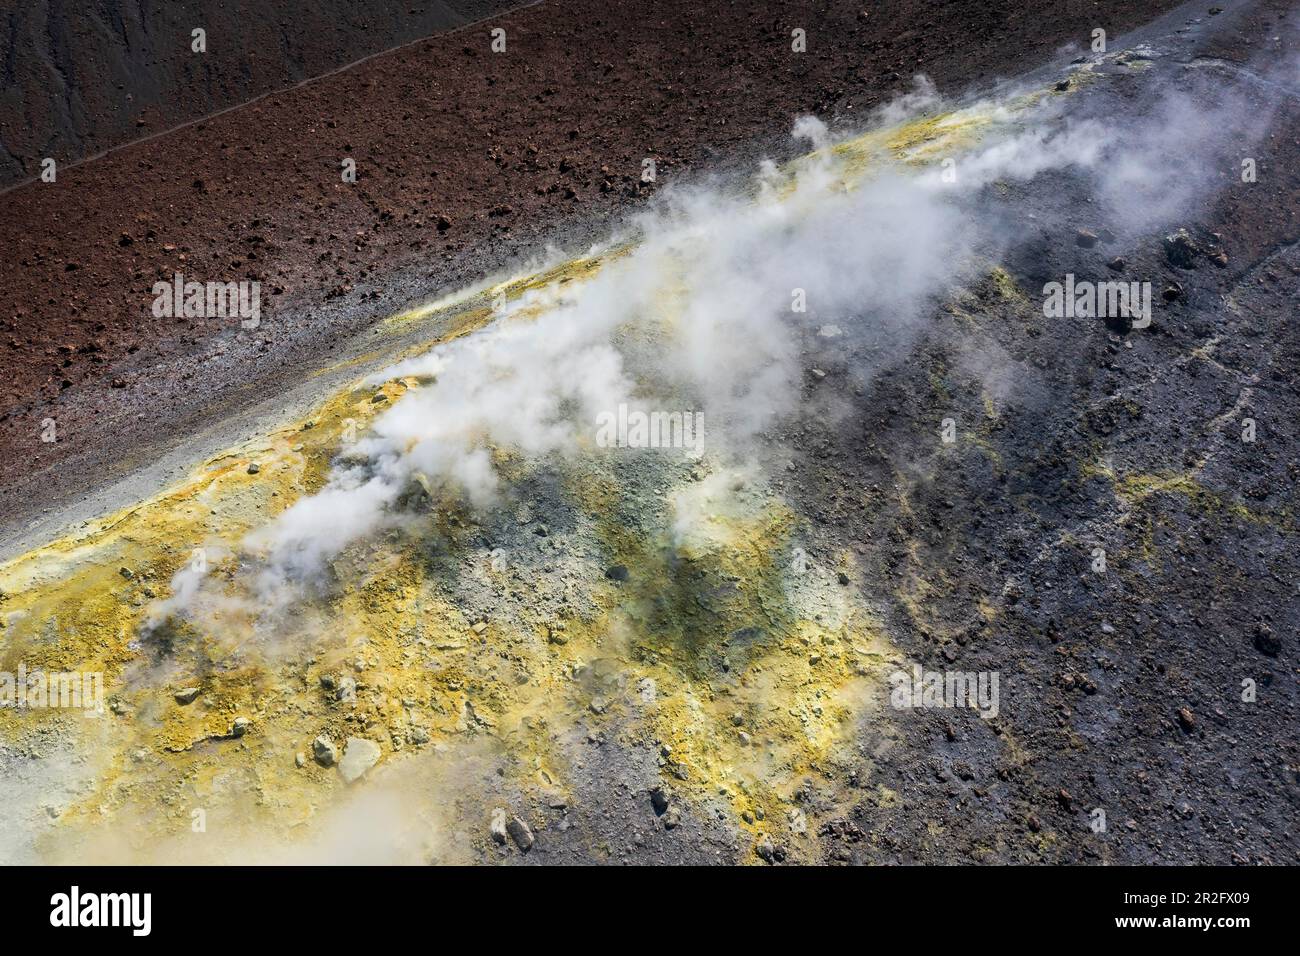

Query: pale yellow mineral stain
left=1, top=73, right=1092, bottom=861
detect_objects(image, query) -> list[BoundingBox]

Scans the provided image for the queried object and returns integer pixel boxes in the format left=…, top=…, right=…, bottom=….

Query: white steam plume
left=156, top=53, right=1286, bottom=620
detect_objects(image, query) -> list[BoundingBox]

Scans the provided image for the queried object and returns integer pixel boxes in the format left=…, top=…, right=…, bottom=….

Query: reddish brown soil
left=0, top=1, right=517, bottom=187
left=0, top=0, right=1181, bottom=519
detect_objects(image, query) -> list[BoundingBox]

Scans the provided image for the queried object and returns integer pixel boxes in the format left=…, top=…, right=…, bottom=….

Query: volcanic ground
left=0, top=0, right=1297, bottom=866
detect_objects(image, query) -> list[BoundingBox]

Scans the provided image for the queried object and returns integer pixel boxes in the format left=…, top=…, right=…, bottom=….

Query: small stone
left=119, top=567, right=134, bottom=580
left=335, top=675, right=356, bottom=702
left=230, top=716, right=251, bottom=738
left=1163, top=229, right=1199, bottom=269
left=1177, top=707, right=1196, bottom=733
left=338, top=737, right=381, bottom=783
left=246, top=462, right=260, bottom=475
left=837, top=571, right=850, bottom=586
left=1107, top=256, right=1126, bottom=271
left=490, top=808, right=509, bottom=844
left=471, top=621, right=488, bottom=635
left=174, top=687, right=200, bottom=705
left=590, top=697, right=608, bottom=714
left=755, top=835, right=783, bottom=863
left=312, top=735, right=338, bottom=766
left=1055, top=78, right=1071, bottom=92
left=605, top=564, right=630, bottom=582
left=295, top=752, right=306, bottom=768
left=506, top=815, right=534, bottom=851
left=1253, top=624, right=1281, bottom=657
left=650, top=786, right=670, bottom=815
left=1075, top=228, right=1098, bottom=247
